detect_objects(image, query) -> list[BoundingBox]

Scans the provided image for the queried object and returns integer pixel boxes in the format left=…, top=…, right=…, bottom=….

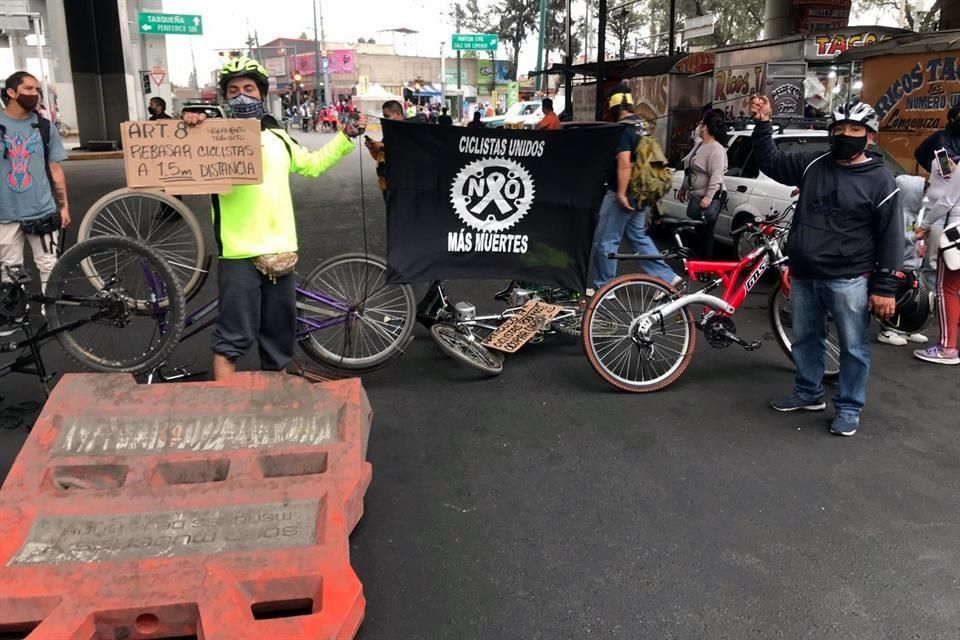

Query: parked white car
left=657, top=127, right=907, bottom=257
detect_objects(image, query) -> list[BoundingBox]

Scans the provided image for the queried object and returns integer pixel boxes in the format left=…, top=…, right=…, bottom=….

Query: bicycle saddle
left=658, top=218, right=705, bottom=228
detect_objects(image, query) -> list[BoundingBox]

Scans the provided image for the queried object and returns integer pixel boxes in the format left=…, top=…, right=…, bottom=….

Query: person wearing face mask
left=913, top=104, right=960, bottom=173
left=147, top=97, right=171, bottom=120
left=679, top=110, right=728, bottom=257
left=182, top=57, right=365, bottom=381
left=749, top=95, right=902, bottom=437
left=0, top=71, right=69, bottom=298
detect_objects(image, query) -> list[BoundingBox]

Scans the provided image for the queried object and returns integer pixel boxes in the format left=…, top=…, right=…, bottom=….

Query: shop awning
left=404, top=83, right=441, bottom=96
left=836, top=28, right=960, bottom=62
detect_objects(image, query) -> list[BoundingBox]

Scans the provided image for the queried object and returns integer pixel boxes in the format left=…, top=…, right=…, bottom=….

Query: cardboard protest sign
left=482, top=300, right=563, bottom=353
left=120, top=119, right=263, bottom=194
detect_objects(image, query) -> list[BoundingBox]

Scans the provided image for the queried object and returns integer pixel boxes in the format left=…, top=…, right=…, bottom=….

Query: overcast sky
left=159, top=0, right=898, bottom=87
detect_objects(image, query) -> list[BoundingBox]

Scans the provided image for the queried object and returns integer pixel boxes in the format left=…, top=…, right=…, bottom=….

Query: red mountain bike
left=582, top=211, right=839, bottom=392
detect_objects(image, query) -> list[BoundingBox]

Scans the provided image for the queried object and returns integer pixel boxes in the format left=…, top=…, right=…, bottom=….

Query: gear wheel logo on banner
left=450, top=158, right=536, bottom=232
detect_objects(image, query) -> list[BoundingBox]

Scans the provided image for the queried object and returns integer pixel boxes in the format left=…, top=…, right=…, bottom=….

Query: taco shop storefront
left=839, top=30, right=960, bottom=172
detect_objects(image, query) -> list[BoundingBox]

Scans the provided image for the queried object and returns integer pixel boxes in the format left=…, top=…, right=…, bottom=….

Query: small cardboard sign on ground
left=120, top=119, right=263, bottom=194
left=482, top=300, right=563, bottom=353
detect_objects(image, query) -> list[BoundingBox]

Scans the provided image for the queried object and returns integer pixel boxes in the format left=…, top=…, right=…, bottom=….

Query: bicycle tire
left=768, top=281, right=840, bottom=381
left=296, top=253, right=416, bottom=374
left=582, top=274, right=695, bottom=392
left=46, top=236, right=186, bottom=373
left=78, top=188, right=206, bottom=298
left=429, top=322, right=504, bottom=375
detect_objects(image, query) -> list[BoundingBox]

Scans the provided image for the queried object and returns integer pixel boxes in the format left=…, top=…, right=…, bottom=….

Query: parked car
left=483, top=100, right=541, bottom=128
left=657, top=126, right=907, bottom=257
left=179, top=101, right=226, bottom=119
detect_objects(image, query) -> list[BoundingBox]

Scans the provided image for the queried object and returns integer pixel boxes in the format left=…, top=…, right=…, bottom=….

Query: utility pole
left=535, top=0, right=548, bottom=92
left=316, top=0, right=332, bottom=104
left=456, top=3, right=462, bottom=91
left=668, top=0, right=677, bottom=54
left=564, top=0, right=573, bottom=119
left=440, top=41, right=447, bottom=105
left=595, top=0, right=607, bottom=120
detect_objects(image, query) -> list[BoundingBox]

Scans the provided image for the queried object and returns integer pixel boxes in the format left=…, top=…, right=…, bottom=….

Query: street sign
left=451, top=33, right=498, bottom=51
left=138, top=12, right=203, bottom=36
left=150, top=66, right=166, bottom=86
left=682, top=14, right=715, bottom=41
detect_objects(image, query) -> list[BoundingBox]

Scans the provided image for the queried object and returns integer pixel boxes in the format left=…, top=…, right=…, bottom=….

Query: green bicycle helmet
left=218, top=56, right=269, bottom=97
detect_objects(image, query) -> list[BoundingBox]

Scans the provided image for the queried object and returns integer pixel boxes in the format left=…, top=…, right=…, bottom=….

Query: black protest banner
left=383, top=120, right=623, bottom=291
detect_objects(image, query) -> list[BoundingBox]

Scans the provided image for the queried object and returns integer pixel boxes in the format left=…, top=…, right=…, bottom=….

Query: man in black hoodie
left=750, top=95, right=902, bottom=436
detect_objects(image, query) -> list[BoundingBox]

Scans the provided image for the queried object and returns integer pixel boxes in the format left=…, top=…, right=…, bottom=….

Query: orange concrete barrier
left=0, top=372, right=372, bottom=639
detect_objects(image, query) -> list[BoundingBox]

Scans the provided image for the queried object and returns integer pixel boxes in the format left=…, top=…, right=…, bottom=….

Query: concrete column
left=763, top=0, right=795, bottom=39
left=43, top=0, right=79, bottom=134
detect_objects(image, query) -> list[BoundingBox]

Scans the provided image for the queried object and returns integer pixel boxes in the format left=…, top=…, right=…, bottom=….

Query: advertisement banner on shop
left=862, top=52, right=960, bottom=169
left=382, top=120, right=623, bottom=290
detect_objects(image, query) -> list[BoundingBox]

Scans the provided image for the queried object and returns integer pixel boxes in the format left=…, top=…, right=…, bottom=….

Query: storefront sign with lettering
left=862, top=52, right=960, bottom=170
left=714, top=66, right=764, bottom=120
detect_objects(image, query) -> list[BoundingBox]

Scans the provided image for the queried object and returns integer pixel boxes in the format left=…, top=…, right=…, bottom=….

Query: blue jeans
left=591, top=191, right=678, bottom=289
left=686, top=195, right=722, bottom=258
left=789, top=276, right=871, bottom=420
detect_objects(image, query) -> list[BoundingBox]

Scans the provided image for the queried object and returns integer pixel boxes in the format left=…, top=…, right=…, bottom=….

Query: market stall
left=570, top=52, right=715, bottom=165
left=709, top=26, right=908, bottom=123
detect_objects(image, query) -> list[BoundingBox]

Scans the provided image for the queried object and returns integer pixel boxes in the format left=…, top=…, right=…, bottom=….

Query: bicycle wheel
left=45, top=236, right=186, bottom=373
left=429, top=322, right=504, bottom=376
left=768, top=281, right=840, bottom=381
left=296, top=253, right=416, bottom=374
left=582, top=274, right=695, bottom=392
left=78, top=188, right=206, bottom=298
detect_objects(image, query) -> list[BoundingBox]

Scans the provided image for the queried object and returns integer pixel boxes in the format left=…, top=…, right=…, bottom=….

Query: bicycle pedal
left=743, top=340, right=762, bottom=351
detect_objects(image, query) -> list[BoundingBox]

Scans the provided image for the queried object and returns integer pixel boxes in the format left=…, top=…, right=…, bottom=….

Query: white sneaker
left=907, top=333, right=928, bottom=343
left=878, top=329, right=907, bottom=346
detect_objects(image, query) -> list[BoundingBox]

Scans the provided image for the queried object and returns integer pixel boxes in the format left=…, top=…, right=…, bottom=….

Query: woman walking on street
left=680, top=110, right=728, bottom=257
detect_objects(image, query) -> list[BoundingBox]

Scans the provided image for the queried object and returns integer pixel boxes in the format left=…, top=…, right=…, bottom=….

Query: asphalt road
left=2, top=131, right=959, bottom=639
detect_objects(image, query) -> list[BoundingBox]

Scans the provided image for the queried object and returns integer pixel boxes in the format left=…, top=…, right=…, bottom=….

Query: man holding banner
left=184, top=56, right=365, bottom=381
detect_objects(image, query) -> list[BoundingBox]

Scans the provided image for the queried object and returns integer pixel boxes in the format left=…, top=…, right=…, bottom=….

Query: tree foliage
left=607, top=7, right=643, bottom=60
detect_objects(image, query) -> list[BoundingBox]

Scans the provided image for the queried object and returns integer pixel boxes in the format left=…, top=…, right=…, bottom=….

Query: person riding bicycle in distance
left=749, top=94, right=902, bottom=437
left=183, top=57, right=366, bottom=381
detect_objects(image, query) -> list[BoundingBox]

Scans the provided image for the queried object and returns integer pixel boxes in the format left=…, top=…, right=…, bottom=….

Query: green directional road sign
left=138, top=12, right=203, bottom=36
left=451, top=33, right=498, bottom=51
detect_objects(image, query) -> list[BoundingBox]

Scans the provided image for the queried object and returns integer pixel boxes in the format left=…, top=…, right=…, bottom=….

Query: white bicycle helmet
left=829, top=101, right=879, bottom=133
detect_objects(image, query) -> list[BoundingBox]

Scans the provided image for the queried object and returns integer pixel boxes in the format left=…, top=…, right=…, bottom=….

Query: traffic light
left=141, top=72, right=151, bottom=95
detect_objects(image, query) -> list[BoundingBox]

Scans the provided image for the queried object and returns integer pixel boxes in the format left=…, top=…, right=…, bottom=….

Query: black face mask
left=14, top=94, right=39, bottom=111
left=830, top=134, right=867, bottom=161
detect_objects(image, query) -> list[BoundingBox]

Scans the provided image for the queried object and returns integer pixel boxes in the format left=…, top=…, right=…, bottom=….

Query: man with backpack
left=0, top=71, right=69, bottom=294
left=590, top=84, right=679, bottom=291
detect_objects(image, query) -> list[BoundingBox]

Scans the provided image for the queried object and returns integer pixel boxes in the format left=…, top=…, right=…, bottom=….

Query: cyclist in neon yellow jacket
left=183, top=57, right=364, bottom=380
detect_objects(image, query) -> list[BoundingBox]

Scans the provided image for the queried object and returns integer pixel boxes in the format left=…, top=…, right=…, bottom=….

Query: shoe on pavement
left=878, top=329, right=907, bottom=346
left=906, top=332, right=928, bottom=343
left=913, top=345, right=960, bottom=365
left=830, top=415, right=859, bottom=436
left=770, top=395, right=827, bottom=412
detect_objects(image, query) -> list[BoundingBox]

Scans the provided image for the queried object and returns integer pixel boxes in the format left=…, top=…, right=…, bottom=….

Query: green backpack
left=628, top=126, right=672, bottom=207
